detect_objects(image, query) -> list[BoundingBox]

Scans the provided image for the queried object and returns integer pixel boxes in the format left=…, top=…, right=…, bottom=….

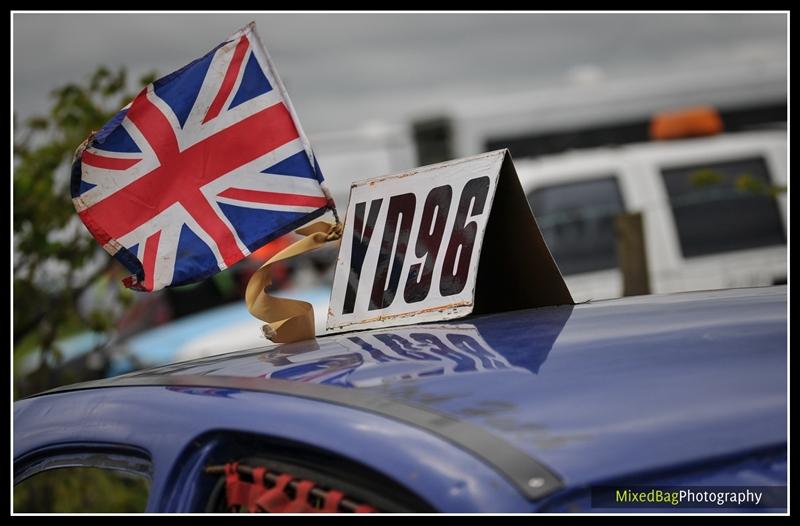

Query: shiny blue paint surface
left=14, top=286, right=787, bottom=511
left=138, top=286, right=787, bottom=488
left=369, top=286, right=787, bottom=488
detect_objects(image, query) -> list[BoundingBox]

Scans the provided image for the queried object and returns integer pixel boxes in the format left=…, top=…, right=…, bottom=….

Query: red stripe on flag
left=86, top=102, right=299, bottom=240
left=218, top=188, right=328, bottom=209
left=181, top=190, right=243, bottom=267
left=82, top=151, right=141, bottom=170
left=141, top=230, right=162, bottom=292
left=203, top=36, right=250, bottom=124
left=126, top=89, right=180, bottom=163
left=78, top=209, right=112, bottom=246
left=192, top=103, right=299, bottom=187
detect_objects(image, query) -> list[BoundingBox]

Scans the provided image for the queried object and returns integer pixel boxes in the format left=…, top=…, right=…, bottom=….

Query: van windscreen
left=527, top=176, right=625, bottom=275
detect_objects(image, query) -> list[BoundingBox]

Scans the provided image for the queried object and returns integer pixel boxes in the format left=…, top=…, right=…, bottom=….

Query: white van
left=513, top=129, right=787, bottom=302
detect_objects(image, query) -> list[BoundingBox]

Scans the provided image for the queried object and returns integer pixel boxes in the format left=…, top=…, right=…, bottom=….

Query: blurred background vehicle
left=320, top=63, right=788, bottom=302
left=517, top=128, right=786, bottom=301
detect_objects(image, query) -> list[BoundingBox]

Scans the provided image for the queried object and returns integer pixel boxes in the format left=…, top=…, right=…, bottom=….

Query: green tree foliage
left=14, top=66, right=158, bottom=395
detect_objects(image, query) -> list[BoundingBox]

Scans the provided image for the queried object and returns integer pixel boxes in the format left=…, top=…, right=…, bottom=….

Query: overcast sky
left=13, top=12, right=787, bottom=135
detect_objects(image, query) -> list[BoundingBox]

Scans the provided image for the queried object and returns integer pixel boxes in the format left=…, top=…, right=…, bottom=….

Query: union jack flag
left=71, top=22, right=333, bottom=292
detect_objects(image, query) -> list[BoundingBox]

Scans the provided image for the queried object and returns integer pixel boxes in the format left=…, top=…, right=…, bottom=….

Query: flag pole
left=248, top=21, right=340, bottom=226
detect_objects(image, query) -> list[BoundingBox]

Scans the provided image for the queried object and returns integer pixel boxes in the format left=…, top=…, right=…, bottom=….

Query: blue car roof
left=25, top=285, right=787, bottom=497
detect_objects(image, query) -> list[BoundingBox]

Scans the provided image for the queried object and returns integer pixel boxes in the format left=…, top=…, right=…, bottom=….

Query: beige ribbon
left=245, top=219, right=342, bottom=344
